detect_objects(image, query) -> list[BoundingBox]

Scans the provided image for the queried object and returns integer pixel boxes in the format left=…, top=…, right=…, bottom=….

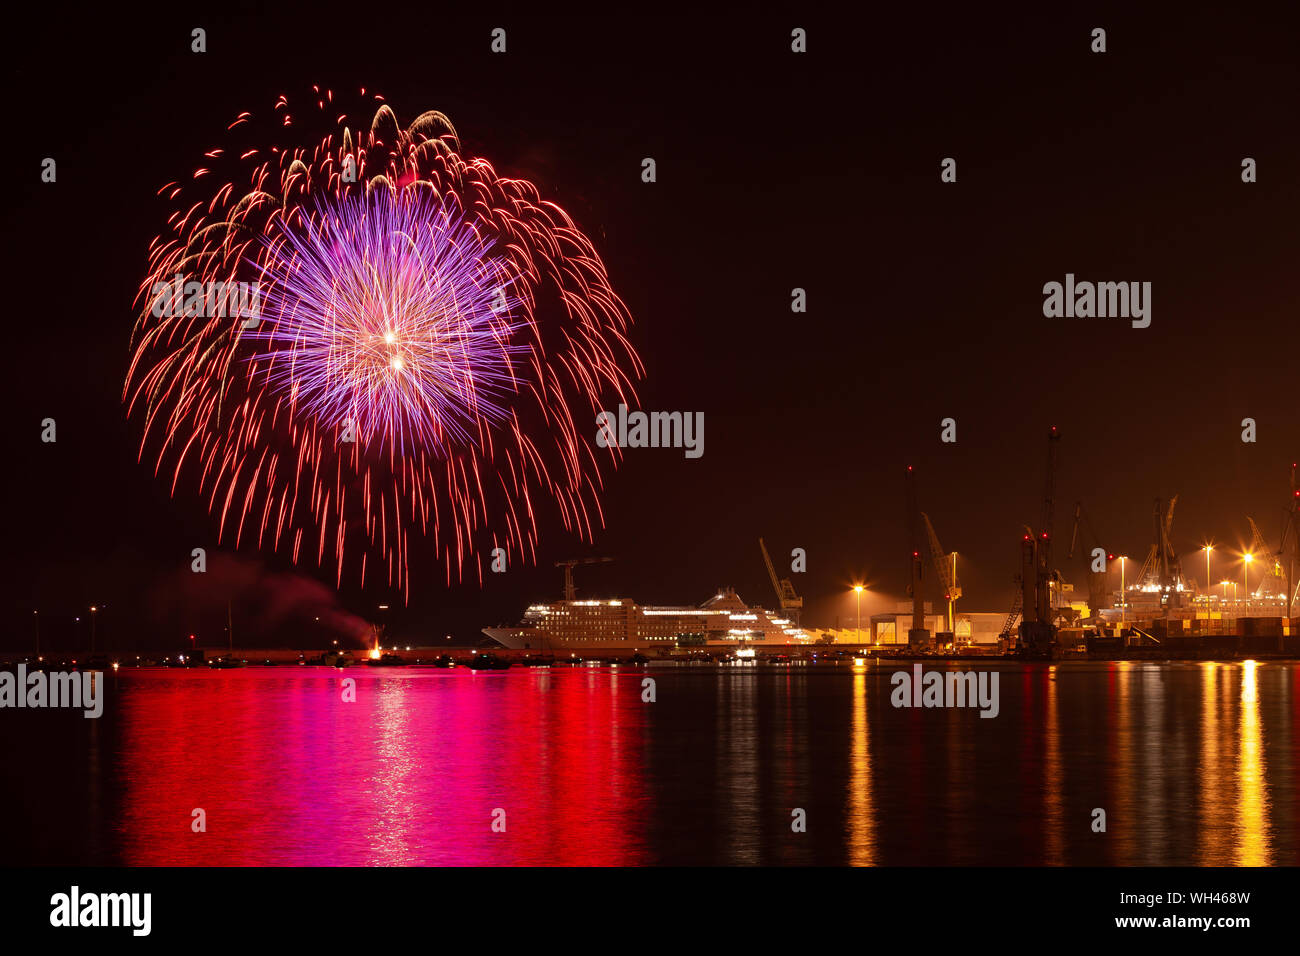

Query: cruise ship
left=482, top=587, right=812, bottom=650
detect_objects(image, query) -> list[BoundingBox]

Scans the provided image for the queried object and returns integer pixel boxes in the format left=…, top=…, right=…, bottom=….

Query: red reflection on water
left=116, top=669, right=649, bottom=865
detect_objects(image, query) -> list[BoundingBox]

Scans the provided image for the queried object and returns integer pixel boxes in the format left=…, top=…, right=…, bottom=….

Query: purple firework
left=247, top=191, right=526, bottom=454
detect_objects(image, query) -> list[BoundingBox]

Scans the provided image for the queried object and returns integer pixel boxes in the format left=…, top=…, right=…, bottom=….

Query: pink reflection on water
left=116, top=668, right=649, bottom=865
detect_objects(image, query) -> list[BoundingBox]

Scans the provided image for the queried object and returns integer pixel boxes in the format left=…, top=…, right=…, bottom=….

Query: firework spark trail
left=125, top=93, right=643, bottom=598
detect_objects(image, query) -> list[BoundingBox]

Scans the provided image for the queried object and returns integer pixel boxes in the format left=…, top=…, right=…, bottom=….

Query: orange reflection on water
left=1197, top=664, right=1231, bottom=865
left=1235, top=661, right=1270, bottom=866
left=1043, top=666, right=1063, bottom=865
left=846, top=668, right=875, bottom=865
left=1196, top=662, right=1273, bottom=865
left=1111, top=661, right=1134, bottom=863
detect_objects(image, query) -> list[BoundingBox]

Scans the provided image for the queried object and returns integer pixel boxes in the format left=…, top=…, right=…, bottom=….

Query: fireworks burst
left=125, top=90, right=642, bottom=598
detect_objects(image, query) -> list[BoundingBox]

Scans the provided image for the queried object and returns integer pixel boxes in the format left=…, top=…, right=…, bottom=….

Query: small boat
left=519, top=654, right=556, bottom=667
left=209, top=656, right=246, bottom=669
left=428, top=655, right=457, bottom=668
left=465, top=653, right=511, bottom=670
left=364, top=653, right=407, bottom=667
left=626, top=653, right=649, bottom=666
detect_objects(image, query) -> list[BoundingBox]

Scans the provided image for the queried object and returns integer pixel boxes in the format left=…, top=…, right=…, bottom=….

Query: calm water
left=2, top=661, right=1296, bottom=866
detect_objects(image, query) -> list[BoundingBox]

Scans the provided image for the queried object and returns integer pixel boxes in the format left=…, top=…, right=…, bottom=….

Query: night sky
left=6, top=4, right=1300, bottom=653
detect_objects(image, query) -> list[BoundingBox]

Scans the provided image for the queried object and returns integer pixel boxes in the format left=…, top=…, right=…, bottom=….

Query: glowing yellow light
left=390, top=356, right=404, bottom=371
left=383, top=331, right=396, bottom=345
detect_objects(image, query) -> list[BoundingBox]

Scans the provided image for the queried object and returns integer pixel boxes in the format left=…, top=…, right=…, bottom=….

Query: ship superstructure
left=482, top=587, right=812, bottom=650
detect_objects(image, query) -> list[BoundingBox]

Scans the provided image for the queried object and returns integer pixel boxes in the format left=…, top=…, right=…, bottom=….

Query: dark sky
left=5, top=3, right=1300, bottom=653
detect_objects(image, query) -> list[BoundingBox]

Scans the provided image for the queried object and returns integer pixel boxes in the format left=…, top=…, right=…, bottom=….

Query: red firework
left=125, top=88, right=643, bottom=599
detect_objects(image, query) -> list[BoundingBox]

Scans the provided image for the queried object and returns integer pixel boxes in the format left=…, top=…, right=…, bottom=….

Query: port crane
left=1134, top=496, right=1183, bottom=606
left=555, top=557, right=613, bottom=601
left=920, top=512, right=960, bottom=634
left=1016, top=428, right=1061, bottom=654
left=759, top=537, right=803, bottom=625
left=1280, top=463, right=1300, bottom=618
left=998, top=591, right=1022, bottom=641
left=1067, top=501, right=1113, bottom=621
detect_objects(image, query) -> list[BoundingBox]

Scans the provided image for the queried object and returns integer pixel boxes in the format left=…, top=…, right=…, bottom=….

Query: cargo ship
left=482, top=587, right=812, bottom=650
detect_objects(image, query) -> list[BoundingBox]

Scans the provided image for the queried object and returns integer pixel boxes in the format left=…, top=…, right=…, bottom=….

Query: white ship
left=482, top=587, right=812, bottom=650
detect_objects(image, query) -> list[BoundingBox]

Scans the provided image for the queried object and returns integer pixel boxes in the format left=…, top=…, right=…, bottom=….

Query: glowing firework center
left=248, top=192, right=526, bottom=453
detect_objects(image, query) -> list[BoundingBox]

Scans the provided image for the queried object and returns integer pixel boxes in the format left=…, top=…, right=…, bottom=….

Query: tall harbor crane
left=1281, top=463, right=1300, bottom=618
left=905, top=466, right=927, bottom=645
left=1018, top=428, right=1060, bottom=654
left=1134, top=495, right=1183, bottom=605
left=555, top=557, right=613, bottom=601
left=759, top=537, right=803, bottom=624
left=1068, top=501, right=1113, bottom=621
left=920, top=512, right=960, bottom=634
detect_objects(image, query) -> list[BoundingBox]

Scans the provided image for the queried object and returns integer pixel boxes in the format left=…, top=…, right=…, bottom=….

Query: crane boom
left=1247, top=516, right=1284, bottom=594
left=554, top=556, right=613, bottom=601
left=920, top=513, right=960, bottom=596
left=758, top=538, right=802, bottom=623
left=920, top=512, right=960, bottom=634
left=1247, top=516, right=1273, bottom=561
left=1067, top=500, right=1111, bottom=621
left=759, top=537, right=781, bottom=600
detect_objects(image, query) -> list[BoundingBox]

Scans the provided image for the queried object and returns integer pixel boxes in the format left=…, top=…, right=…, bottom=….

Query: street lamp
left=1204, top=545, right=1213, bottom=595
left=853, top=585, right=864, bottom=645
left=1244, top=553, right=1254, bottom=603
left=90, top=605, right=98, bottom=654
left=946, top=552, right=958, bottom=636
left=1118, top=556, right=1128, bottom=609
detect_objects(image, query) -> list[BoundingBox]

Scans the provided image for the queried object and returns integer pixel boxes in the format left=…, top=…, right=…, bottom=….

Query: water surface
left=2, top=661, right=1295, bottom=865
